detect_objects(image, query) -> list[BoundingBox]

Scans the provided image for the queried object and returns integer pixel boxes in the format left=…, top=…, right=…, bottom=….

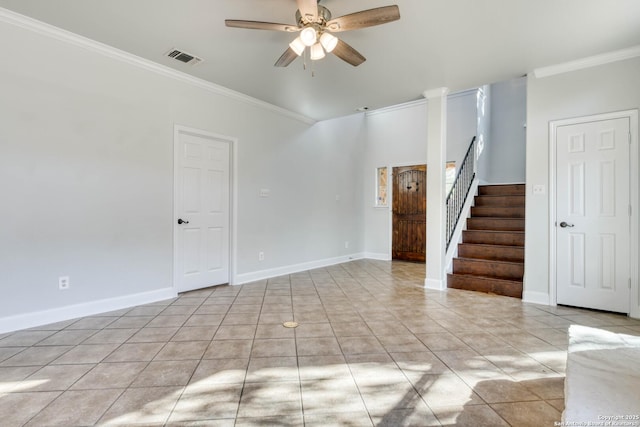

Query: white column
left=424, top=87, right=449, bottom=290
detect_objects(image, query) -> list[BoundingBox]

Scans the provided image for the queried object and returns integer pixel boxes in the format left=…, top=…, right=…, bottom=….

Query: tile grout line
left=232, top=277, right=267, bottom=425
left=159, top=287, right=219, bottom=426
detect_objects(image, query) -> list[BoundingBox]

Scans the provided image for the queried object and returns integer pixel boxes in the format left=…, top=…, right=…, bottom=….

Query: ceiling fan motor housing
left=296, top=5, right=331, bottom=27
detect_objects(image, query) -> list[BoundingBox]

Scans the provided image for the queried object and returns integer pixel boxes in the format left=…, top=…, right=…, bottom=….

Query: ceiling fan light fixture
left=319, top=32, right=338, bottom=53
left=289, top=37, right=305, bottom=56
left=226, top=3, right=401, bottom=68
left=300, top=26, right=317, bottom=47
left=310, top=42, right=325, bottom=60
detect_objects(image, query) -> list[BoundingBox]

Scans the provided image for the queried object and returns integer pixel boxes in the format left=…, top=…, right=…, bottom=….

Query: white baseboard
left=235, top=253, right=365, bottom=285
left=425, top=278, right=446, bottom=291
left=363, top=252, right=391, bottom=261
left=522, top=290, right=550, bottom=306
left=0, top=287, right=177, bottom=334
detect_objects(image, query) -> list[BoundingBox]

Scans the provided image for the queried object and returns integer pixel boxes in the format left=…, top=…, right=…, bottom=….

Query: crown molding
left=533, top=45, right=640, bottom=79
left=365, top=98, right=426, bottom=116
left=423, top=87, right=450, bottom=99
left=366, top=88, right=479, bottom=117
left=448, top=88, right=480, bottom=100
left=0, top=7, right=316, bottom=125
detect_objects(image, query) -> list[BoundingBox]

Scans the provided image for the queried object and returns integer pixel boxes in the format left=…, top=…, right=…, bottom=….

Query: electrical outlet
left=59, top=276, right=70, bottom=290
left=258, top=251, right=265, bottom=261
left=344, top=241, right=349, bottom=249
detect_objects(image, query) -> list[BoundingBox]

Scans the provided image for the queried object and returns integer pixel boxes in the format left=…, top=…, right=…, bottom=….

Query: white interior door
left=175, top=127, right=231, bottom=293
left=556, top=117, right=630, bottom=313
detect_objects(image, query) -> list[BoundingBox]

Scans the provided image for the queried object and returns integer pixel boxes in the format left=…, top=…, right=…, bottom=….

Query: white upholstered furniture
left=563, top=325, right=640, bottom=423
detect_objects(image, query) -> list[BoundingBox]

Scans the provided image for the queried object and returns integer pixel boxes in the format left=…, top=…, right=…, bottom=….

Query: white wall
left=525, top=57, right=640, bottom=307
left=485, top=77, right=527, bottom=183
left=362, top=102, right=427, bottom=258
left=448, top=91, right=481, bottom=168
left=0, top=18, right=365, bottom=329
left=235, top=114, right=366, bottom=277
left=362, top=91, right=478, bottom=258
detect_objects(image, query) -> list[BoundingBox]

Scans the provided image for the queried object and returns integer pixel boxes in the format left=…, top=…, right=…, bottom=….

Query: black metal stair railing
left=446, top=136, right=477, bottom=250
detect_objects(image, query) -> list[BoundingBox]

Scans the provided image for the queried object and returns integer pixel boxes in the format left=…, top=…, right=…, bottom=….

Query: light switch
left=259, top=188, right=270, bottom=198
left=533, top=185, right=545, bottom=195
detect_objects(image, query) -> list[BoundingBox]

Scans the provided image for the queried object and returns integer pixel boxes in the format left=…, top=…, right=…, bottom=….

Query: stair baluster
left=446, top=136, right=476, bottom=250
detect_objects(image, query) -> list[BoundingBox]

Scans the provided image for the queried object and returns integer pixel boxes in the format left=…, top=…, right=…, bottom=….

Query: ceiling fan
left=225, top=0, right=400, bottom=67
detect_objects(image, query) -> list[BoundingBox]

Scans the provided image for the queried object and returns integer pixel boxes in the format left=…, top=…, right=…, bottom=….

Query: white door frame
left=548, top=109, right=639, bottom=317
left=173, top=124, right=238, bottom=289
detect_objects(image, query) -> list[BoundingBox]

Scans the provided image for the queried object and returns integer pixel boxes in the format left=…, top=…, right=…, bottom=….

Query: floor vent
left=165, top=48, right=203, bottom=66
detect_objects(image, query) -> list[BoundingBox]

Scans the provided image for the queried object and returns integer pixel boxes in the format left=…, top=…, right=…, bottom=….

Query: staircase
left=447, top=184, right=525, bottom=298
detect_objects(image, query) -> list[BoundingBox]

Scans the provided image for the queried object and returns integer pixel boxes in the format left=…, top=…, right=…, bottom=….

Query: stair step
left=447, top=273, right=523, bottom=298
left=471, top=206, right=525, bottom=218
left=462, top=230, right=525, bottom=246
left=453, top=258, right=524, bottom=281
left=467, top=217, right=525, bottom=231
left=457, top=243, right=524, bottom=262
left=474, top=195, right=525, bottom=207
left=478, top=184, right=525, bottom=196
left=448, top=183, right=527, bottom=299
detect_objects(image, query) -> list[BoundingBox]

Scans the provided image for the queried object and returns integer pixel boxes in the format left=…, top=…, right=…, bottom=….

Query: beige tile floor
left=2, top=259, right=640, bottom=426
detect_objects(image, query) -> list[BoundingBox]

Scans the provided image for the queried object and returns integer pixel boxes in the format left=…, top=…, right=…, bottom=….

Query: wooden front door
left=392, top=165, right=427, bottom=262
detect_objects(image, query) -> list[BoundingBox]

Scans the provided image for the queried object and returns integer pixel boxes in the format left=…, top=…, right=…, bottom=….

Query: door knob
left=177, top=218, right=189, bottom=225
left=559, top=221, right=574, bottom=228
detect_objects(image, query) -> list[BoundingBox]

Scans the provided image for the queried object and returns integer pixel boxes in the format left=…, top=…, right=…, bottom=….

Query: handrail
left=446, top=136, right=477, bottom=250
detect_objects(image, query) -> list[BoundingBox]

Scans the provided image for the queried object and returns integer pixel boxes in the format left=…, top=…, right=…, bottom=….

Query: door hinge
left=630, top=132, right=632, bottom=144
left=629, top=205, right=632, bottom=217
left=629, top=278, right=632, bottom=289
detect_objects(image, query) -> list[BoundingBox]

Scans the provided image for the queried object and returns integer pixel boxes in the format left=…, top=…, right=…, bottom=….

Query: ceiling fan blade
left=274, top=47, right=299, bottom=67
left=296, top=0, right=318, bottom=23
left=332, top=39, right=366, bottom=67
left=225, top=20, right=299, bottom=32
left=326, top=5, right=400, bottom=32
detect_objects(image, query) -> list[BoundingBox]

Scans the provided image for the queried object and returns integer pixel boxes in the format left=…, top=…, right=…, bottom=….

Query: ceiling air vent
left=165, top=48, right=203, bottom=66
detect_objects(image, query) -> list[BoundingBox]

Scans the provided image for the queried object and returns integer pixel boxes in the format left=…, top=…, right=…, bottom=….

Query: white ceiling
left=1, top=0, right=639, bottom=120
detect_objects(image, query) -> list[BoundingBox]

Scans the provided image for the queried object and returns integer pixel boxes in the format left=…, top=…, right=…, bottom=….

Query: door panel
left=206, top=227, right=223, bottom=270
left=569, top=233, right=585, bottom=287
left=392, top=165, right=426, bottom=262
left=175, top=129, right=231, bottom=292
left=556, top=118, right=630, bottom=313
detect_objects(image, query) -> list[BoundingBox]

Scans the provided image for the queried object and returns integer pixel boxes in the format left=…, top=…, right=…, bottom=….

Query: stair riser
left=467, top=218, right=525, bottom=231
left=478, top=184, right=525, bottom=196
left=458, top=244, right=524, bottom=262
left=447, top=274, right=523, bottom=298
left=463, top=231, right=525, bottom=246
left=471, top=207, right=525, bottom=218
left=453, top=259, right=524, bottom=280
left=474, top=195, right=525, bottom=207
left=449, top=184, right=526, bottom=299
